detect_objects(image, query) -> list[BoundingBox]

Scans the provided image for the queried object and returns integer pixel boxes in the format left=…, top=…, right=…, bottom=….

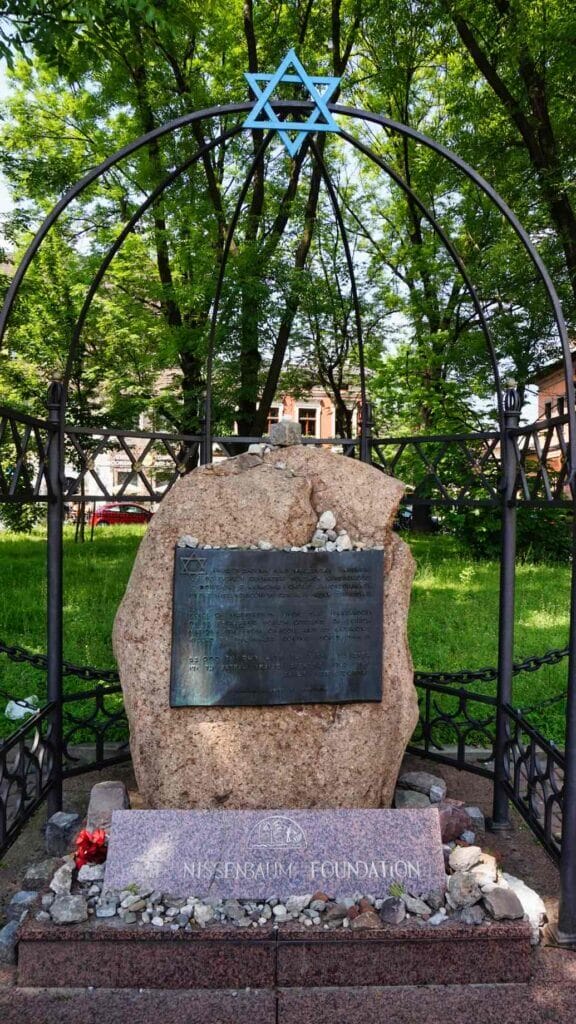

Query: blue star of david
left=244, top=49, right=341, bottom=157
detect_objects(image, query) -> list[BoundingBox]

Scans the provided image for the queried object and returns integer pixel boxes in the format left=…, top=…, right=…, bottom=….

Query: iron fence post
left=360, top=401, right=373, bottom=464
left=551, top=476, right=576, bottom=944
left=46, top=381, right=65, bottom=817
left=200, top=392, right=212, bottom=466
left=490, top=387, right=521, bottom=830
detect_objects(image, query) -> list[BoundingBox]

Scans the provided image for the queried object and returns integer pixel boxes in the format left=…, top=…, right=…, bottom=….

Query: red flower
left=74, top=828, right=108, bottom=869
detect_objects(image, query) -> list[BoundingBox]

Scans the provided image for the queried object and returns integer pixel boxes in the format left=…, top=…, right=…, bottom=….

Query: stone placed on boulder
left=23, top=857, right=61, bottom=887
left=501, top=873, right=546, bottom=942
left=459, top=830, right=476, bottom=844
left=398, top=771, right=447, bottom=802
left=5, top=890, right=38, bottom=922
left=77, top=862, right=106, bottom=883
left=436, top=799, right=473, bottom=842
left=483, top=887, right=525, bottom=921
left=86, top=780, right=131, bottom=831
left=95, top=898, right=118, bottom=919
left=194, top=903, right=215, bottom=926
left=459, top=904, right=486, bottom=925
left=470, top=853, right=498, bottom=887
left=176, top=535, right=199, bottom=548
left=350, top=910, right=381, bottom=929
left=394, top=789, right=431, bottom=809
left=317, top=511, right=336, bottom=531
left=448, top=845, right=483, bottom=873
left=465, top=806, right=486, bottom=832
left=447, top=872, right=482, bottom=909
left=379, top=897, right=406, bottom=925
left=113, top=443, right=414, bottom=811
left=44, top=811, right=82, bottom=856
left=335, top=532, right=352, bottom=551
left=269, top=418, right=302, bottom=447
left=285, top=895, right=312, bottom=914
left=50, top=894, right=89, bottom=925
left=428, top=908, right=448, bottom=926
left=49, top=860, right=75, bottom=895
left=401, top=894, right=430, bottom=917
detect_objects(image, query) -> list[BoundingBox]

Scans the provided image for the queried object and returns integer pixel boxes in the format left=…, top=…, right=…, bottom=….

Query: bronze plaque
left=170, top=548, right=383, bottom=707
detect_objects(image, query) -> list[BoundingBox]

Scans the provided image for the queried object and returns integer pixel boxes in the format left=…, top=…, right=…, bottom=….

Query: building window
left=298, top=406, right=317, bottom=437
left=267, top=405, right=281, bottom=432
left=116, top=470, right=136, bottom=488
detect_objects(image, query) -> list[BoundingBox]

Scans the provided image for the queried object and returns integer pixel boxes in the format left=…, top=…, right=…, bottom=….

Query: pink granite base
left=0, top=987, right=275, bottom=1024
left=17, top=917, right=532, bottom=990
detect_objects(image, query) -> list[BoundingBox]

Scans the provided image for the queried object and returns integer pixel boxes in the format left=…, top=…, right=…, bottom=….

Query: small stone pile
left=177, top=509, right=379, bottom=555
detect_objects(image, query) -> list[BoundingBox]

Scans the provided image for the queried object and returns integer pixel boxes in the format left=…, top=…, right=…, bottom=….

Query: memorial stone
left=104, top=807, right=446, bottom=900
left=113, top=438, right=418, bottom=810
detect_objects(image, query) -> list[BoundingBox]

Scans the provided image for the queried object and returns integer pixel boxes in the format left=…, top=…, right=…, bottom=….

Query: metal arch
left=64, top=123, right=246, bottom=388
left=327, top=102, right=576, bottom=482
left=336, top=127, right=505, bottom=434
left=0, top=103, right=254, bottom=347
left=1, top=97, right=573, bottom=468
left=308, top=138, right=368, bottom=447
left=203, top=130, right=275, bottom=459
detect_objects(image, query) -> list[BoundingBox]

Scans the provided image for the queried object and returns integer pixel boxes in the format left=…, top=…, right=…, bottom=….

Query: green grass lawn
left=0, top=527, right=570, bottom=743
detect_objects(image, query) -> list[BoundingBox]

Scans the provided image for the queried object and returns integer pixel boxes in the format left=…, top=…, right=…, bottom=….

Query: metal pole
left=46, top=380, right=64, bottom=817
left=550, top=490, right=576, bottom=944
left=200, top=402, right=211, bottom=467
left=360, top=401, right=373, bottom=464
left=490, top=387, right=521, bottom=830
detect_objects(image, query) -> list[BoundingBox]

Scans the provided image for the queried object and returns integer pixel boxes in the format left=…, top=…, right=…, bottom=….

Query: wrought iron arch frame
left=1, top=99, right=576, bottom=946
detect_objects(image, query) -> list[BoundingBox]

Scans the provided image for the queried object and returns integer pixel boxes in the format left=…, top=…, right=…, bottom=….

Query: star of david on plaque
left=180, top=556, right=207, bottom=575
left=243, top=48, right=341, bottom=157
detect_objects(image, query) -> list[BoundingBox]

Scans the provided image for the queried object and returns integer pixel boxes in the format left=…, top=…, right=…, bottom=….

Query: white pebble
left=317, top=511, right=336, bottom=530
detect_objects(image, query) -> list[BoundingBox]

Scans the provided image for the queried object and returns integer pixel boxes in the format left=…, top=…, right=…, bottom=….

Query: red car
left=89, top=503, right=153, bottom=527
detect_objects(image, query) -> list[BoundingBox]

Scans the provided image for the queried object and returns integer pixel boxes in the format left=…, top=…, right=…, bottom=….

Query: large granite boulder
left=113, top=445, right=418, bottom=810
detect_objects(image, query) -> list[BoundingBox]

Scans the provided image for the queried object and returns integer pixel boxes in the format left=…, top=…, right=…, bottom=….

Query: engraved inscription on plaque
left=170, top=549, right=384, bottom=707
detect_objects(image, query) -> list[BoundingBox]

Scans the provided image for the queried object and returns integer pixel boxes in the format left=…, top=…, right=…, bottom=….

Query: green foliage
left=388, top=882, right=406, bottom=897
left=0, top=502, right=45, bottom=533
left=1, top=0, right=575, bottom=439
left=443, top=505, right=573, bottom=563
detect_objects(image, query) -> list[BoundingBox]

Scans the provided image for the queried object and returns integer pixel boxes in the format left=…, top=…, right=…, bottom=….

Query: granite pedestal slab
left=103, top=806, right=445, bottom=900
left=16, top=916, right=532, bottom=991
